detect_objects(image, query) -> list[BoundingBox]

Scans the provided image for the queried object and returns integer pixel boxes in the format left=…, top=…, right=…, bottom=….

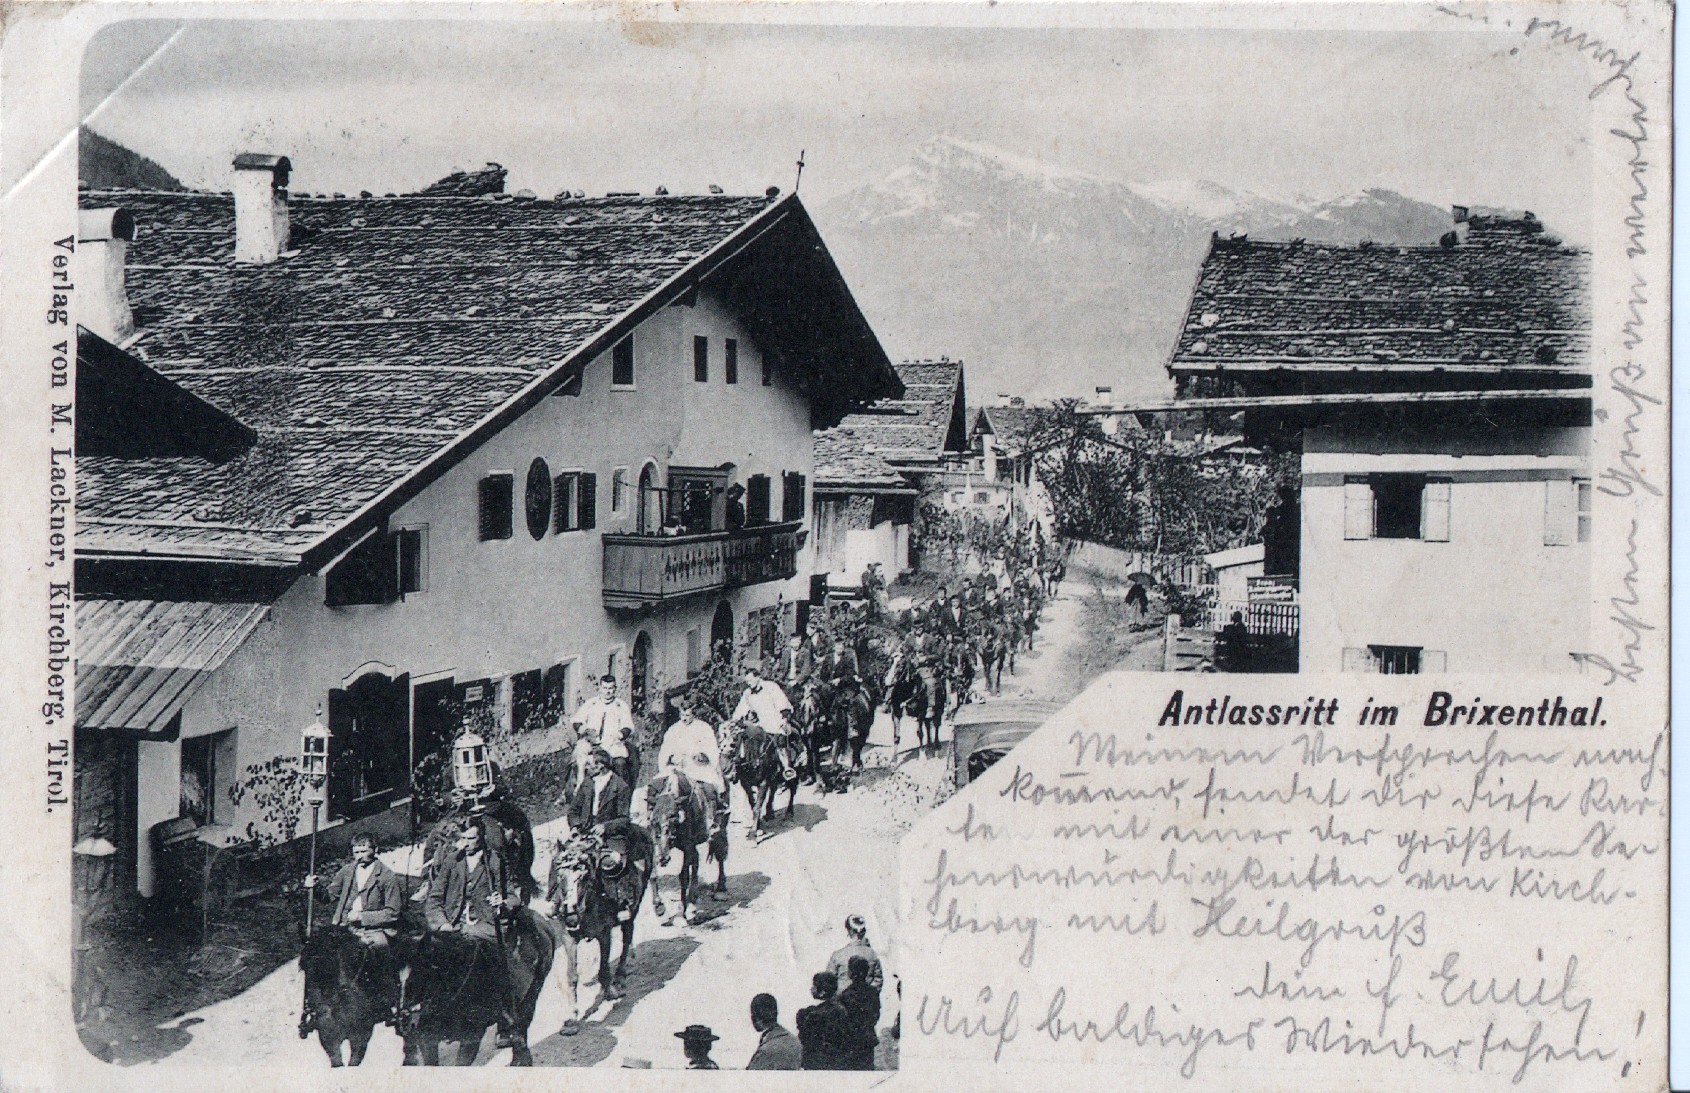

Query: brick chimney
left=78, top=207, right=136, bottom=343
left=232, top=153, right=291, bottom=264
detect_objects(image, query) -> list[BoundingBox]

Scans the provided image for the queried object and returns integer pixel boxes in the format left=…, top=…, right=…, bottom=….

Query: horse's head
left=548, top=836, right=599, bottom=933
left=647, top=771, right=686, bottom=866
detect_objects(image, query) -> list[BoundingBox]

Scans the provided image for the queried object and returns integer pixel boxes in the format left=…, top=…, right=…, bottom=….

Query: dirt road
left=128, top=580, right=1131, bottom=1070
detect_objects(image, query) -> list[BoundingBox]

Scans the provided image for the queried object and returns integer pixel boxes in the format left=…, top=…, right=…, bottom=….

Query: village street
left=124, top=579, right=1153, bottom=1071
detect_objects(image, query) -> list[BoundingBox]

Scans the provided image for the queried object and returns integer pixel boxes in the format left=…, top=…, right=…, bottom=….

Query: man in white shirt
left=730, top=665, right=792, bottom=732
left=659, top=693, right=726, bottom=793
left=732, top=667, right=801, bottom=791
left=572, top=674, right=638, bottom=788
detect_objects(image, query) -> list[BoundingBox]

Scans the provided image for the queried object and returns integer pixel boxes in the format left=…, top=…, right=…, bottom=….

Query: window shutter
left=1421, top=480, right=1451, bottom=542
left=725, top=338, right=739, bottom=384
left=784, top=472, right=807, bottom=522
left=1544, top=479, right=1573, bottom=545
left=578, top=472, right=597, bottom=530
left=1422, top=650, right=1447, bottom=673
left=479, top=474, right=514, bottom=541
left=396, top=529, right=422, bottom=596
left=1341, top=646, right=1371, bottom=672
left=694, top=335, right=709, bottom=382
left=747, top=475, right=771, bottom=525
left=1343, top=478, right=1373, bottom=540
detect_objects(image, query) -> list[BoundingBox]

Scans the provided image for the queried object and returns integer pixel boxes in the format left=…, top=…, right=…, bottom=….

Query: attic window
left=612, top=335, right=636, bottom=388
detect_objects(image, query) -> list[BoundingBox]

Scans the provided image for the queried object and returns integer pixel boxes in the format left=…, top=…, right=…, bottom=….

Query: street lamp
left=300, top=707, right=330, bottom=936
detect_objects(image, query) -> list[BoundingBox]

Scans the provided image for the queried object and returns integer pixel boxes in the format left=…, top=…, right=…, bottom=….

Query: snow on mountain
left=815, top=137, right=1455, bottom=400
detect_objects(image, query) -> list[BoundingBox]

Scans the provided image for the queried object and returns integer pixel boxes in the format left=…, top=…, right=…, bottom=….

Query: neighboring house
left=1166, top=207, right=1591, bottom=674
left=812, top=359, right=968, bottom=587
left=961, top=403, right=1053, bottom=532
left=74, top=156, right=898, bottom=898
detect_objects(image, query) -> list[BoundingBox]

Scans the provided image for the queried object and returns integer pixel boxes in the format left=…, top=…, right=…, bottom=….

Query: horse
left=884, top=654, right=921, bottom=749
left=299, top=925, right=401, bottom=1067
left=914, top=662, right=947, bottom=750
left=719, top=719, right=797, bottom=841
left=644, top=770, right=729, bottom=924
left=836, top=683, right=875, bottom=771
left=545, top=829, right=653, bottom=1035
left=980, top=628, right=1007, bottom=694
left=797, top=680, right=847, bottom=791
left=398, top=908, right=556, bottom=1066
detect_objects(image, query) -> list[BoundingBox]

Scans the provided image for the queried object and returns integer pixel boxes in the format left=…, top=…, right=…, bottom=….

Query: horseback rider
left=425, top=820, right=521, bottom=1046
left=303, top=833, right=406, bottom=1025
left=571, top=674, right=639, bottom=790
left=566, top=747, right=634, bottom=836
left=729, top=666, right=798, bottom=784
left=659, top=693, right=727, bottom=793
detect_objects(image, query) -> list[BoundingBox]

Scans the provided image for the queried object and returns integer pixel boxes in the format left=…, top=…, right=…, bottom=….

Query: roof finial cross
left=794, top=150, right=807, bottom=193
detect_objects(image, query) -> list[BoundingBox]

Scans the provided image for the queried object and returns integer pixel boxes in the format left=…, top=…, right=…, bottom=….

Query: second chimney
left=232, top=153, right=292, bottom=264
left=78, top=207, right=136, bottom=344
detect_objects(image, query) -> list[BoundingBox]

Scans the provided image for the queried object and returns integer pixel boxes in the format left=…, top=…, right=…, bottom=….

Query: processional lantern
left=300, top=706, right=331, bottom=795
left=452, top=732, right=492, bottom=795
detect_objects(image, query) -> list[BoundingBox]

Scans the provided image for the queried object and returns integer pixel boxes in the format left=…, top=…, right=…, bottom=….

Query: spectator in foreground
left=745, top=992, right=801, bottom=1070
left=675, top=1024, right=720, bottom=1070
left=837, top=955, right=881, bottom=1070
left=827, top=914, right=884, bottom=995
left=796, top=972, right=850, bottom=1070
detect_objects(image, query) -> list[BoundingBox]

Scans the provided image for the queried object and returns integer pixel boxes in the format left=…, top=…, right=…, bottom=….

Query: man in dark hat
left=725, top=483, right=747, bottom=530
left=675, top=1024, right=721, bottom=1069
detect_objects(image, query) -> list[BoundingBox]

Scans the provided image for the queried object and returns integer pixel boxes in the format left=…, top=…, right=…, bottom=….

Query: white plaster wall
left=166, top=286, right=817, bottom=846
left=1299, top=425, right=1591, bottom=674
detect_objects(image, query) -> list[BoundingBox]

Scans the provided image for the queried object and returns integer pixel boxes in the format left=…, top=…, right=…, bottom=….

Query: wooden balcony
left=602, top=522, right=804, bottom=609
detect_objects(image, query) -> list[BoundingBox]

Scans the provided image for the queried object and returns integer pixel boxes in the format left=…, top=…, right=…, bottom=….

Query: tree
left=1024, top=403, right=1295, bottom=556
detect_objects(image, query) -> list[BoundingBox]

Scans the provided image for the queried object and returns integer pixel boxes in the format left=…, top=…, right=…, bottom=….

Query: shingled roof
left=974, top=405, right=1042, bottom=455
left=1167, top=213, right=1591, bottom=397
left=78, top=186, right=897, bottom=568
left=813, top=359, right=967, bottom=489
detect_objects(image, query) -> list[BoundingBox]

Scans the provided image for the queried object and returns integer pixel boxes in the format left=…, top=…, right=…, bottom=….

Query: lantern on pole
left=299, top=707, right=330, bottom=936
left=452, top=732, right=492, bottom=797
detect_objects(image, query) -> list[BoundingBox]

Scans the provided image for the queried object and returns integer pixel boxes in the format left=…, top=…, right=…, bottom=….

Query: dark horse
left=833, top=681, right=875, bottom=771
left=885, top=653, right=921, bottom=751
left=299, top=925, right=402, bottom=1067
left=545, top=829, right=654, bottom=1035
left=719, top=719, right=798, bottom=841
left=399, top=908, right=557, bottom=1066
left=913, top=661, right=947, bottom=750
left=797, top=680, right=843, bottom=790
left=644, top=770, right=728, bottom=924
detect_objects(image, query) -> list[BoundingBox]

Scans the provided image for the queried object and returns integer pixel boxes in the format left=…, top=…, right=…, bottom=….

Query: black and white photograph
left=11, top=2, right=1664, bottom=1085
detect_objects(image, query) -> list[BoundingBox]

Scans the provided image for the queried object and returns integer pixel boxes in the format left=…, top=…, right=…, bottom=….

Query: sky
left=81, top=12, right=1595, bottom=238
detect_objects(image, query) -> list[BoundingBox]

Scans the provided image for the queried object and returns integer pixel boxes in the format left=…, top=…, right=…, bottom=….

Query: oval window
left=525, top=458, right=553, bottom=539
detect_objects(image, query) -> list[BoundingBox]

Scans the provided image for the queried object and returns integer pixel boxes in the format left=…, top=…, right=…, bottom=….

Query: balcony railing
left=602, top=522, right=804, bottom=609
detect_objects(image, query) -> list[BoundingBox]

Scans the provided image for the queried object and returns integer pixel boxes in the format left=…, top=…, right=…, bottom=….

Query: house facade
left=75, top=159, right=897, bottom=898
left=812, top=359, right=968, bottom=588
left=1166, top=208, right=1592, bottom=674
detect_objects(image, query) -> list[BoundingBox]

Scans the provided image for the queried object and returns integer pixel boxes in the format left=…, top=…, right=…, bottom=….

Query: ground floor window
left=179, top=729, right=234, bottom=827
